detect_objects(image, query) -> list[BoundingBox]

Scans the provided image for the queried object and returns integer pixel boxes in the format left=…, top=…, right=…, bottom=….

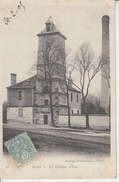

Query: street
left=3, top=124, right=110, bottom=158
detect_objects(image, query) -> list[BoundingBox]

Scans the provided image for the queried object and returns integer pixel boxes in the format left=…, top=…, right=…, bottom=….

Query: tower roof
left=37, top=18, right=67, bottom=40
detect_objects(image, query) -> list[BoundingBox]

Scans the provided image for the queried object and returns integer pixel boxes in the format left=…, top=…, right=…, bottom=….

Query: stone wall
left=7, top=107, right=33, bottom=124
left=8, top=88, right=34, bottom=107
left=33, top=107, right=51, bottom=125
left=59, top=115, right=110, bottom=130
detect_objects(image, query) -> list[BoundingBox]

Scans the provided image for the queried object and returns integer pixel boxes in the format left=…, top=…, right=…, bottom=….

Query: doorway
left=44, top=115, right=48, bottom=125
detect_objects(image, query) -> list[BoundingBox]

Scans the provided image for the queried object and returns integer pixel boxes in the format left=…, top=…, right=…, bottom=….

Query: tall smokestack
left=100, top=15, right=110, bottom=111
left=102, top=15, right=110, bottom=59
left=11, top=73, right=17, bottom=86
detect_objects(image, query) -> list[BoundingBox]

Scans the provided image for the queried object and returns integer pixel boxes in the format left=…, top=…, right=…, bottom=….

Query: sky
left=0, top=0, right=115, bottom=101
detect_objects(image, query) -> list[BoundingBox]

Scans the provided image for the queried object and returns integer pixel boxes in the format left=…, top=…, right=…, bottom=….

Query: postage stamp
left=4, top=132, right=39, bottom=169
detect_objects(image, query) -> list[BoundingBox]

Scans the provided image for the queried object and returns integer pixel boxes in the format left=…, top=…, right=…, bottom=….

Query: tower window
left=47, top=27, right=50, bottom=32
left=18, top=91, right=23, bottom=101
left=77, top=94, right=78, bottom=103
left=44, top=99, right=48, bottom=106
left=42, top=86, right=50, bottom=93
left=71, top=93, right=73, bottom=102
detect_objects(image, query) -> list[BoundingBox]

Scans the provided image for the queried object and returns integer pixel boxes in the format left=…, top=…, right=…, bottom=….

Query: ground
left=3, top=123, right=110, bottom=158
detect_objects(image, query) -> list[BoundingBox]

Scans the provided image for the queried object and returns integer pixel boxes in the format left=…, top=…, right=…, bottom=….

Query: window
left=18, top=91, right=23, bottom=101
left=44, top=115, right=48, bottom=125
left=71, top=93, right=73, bottom=102
left=47, top=27, right=50, bottom=32
left=44, top=99, right=48, bottom=106
left=56, top=111, right=59, bottom=115
left=77, top=94, right=78, bottom=103
left=18, top=108, right=23, bottom=117
left=42, top=86, right=50, bottom=93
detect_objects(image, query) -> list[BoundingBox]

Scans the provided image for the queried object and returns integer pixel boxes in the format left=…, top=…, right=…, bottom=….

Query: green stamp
left=4, top=132, right=39, bottom=169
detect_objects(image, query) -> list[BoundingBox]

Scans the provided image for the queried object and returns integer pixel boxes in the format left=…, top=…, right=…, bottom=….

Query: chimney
left=11, top=73, right=17, bottom=86
left=100, top=15, right=110, bottom=110
left=102, top=15, right=110, bottom=61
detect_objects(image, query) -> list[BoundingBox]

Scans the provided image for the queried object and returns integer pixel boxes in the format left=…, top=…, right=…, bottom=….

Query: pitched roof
left=7, top=75, right=36, bottom=89
left=7, top=75, right=81, bottom=93
left=37, top=20, right=67, bottom=40
left=68, top=86, right=81, bottom=93
left=42, top=21, right=60, bottom=34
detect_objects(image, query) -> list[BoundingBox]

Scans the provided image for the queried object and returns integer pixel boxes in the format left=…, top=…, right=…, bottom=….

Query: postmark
left=4, top=132, right=39, bottom=169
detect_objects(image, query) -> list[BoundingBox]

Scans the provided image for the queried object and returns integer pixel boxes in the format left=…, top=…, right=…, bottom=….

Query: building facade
left=7, top=19, right=81, bottom=125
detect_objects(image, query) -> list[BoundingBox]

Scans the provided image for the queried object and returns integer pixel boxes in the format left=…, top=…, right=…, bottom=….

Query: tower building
left=34, top=18, right=68, bottom=125
left=6, top=18, right=81, bottom=125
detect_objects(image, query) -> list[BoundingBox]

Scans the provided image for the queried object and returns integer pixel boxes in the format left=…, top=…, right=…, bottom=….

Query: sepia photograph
left=0, top=0, right=116, bottom=179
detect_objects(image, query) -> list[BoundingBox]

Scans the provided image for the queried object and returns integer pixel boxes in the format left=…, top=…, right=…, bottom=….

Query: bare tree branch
left=74, top=42, right=102, bottom=129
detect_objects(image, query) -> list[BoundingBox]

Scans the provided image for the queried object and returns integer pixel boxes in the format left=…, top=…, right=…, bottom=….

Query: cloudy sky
left=1, top=0, right=115, bottom=101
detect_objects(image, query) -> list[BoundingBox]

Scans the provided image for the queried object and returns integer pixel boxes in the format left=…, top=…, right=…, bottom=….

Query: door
left=44, top=115, right=48, bottom=125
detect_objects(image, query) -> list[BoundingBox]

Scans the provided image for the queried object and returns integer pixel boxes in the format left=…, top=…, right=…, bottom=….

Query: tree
left=58, top=47, right=76, bottom=127
left=59, top=66, right=74, bottom=128
left=36, top=35, right=65, bottom=126
left=74, top=43, right=102, bottom=129
left=28, top=43, right=73, bottom=127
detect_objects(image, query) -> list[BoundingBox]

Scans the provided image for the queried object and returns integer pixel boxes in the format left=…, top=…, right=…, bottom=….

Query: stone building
left=7, top=19, right=81, bottom=125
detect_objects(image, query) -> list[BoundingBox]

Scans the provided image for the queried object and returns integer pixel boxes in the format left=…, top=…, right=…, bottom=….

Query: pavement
left=3, top=123, right=110, bottom=146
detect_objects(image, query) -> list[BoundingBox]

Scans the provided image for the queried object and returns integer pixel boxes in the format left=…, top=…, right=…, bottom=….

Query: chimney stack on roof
left=11, top=73, right=17, bottom=86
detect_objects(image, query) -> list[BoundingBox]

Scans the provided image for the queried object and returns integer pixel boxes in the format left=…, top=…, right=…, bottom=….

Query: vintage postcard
left=0, top=0, right=116, bottom=179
